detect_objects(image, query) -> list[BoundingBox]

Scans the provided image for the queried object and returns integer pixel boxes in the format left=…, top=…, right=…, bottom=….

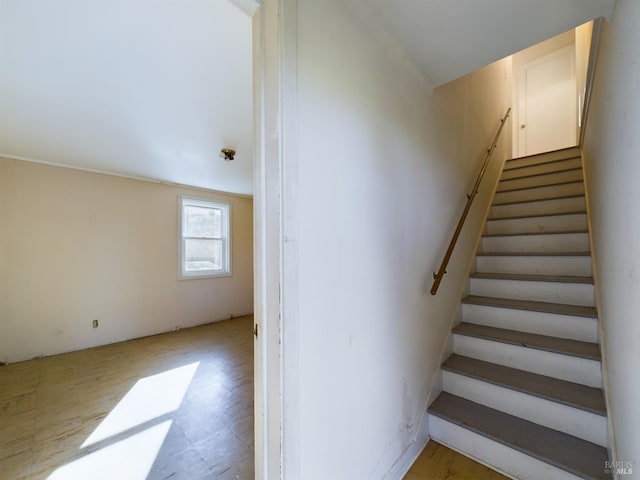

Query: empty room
left=0, top=0, right=256, bottom=478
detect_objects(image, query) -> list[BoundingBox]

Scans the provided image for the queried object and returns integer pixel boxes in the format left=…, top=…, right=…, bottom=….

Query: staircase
left=428, top=147, right=611, bottom=480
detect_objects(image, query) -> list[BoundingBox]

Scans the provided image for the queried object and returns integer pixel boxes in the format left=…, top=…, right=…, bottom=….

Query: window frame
left=178, top=195, right=232, bottom=279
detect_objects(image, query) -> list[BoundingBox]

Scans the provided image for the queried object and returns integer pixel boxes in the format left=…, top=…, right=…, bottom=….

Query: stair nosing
left=442, top=354, right=606, bottom=416
left=496, top=179, right=583, bottom=194
left=462, top=295, right=597, bottom=319
left=428, top=393, right=610, bottom=480
left=487, top=210, right=587, bottom=221
left=469, top=272, right=594, bottom=284
left=505, top=146, right=579, bottom=162
left=492, top=193, right=585, bottom=206
left=499, top=164, right=582, bottom=183
left=502, top=156, right=582, bottom=173
left=476, top=251, right=591, bottom=257
left=483, top=229, right=588, bottom=238
left=453, top=321, right=600, bottom=360
left=504, top=146, right=582, bottom=170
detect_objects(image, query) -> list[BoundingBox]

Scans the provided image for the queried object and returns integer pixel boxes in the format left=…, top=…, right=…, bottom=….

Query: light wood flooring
left=0, top=316, right=254, bottom=480
left=404, top=441, right=510, bottom=480
left=2, top=315, right=511, bottom=480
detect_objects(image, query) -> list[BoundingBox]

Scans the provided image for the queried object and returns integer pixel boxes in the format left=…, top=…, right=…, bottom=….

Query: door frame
left=252, top=0, right=297, bottom=478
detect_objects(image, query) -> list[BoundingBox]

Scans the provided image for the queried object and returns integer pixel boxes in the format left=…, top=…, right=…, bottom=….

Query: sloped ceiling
left=0, top=0, right=254, bottom=195
left=356, top=0, right=616, bottom=87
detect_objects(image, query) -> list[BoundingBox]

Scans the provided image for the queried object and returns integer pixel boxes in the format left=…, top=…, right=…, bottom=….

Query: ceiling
left=355, top=0, right=615, bottom=87
left=0, top=0, right=615, bottom=195
left=0, top=0, right=254, bottom=195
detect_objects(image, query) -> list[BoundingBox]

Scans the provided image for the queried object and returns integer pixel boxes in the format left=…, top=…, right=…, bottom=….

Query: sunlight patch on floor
left=82, top=362, right=199, bottom=448
left=48, top=421, right=172, bottom=480
left=47, top=362, right=200, bottom=480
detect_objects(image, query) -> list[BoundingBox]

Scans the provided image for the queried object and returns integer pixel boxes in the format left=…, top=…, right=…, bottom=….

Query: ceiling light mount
left=221, top=148, right=236, bottom=161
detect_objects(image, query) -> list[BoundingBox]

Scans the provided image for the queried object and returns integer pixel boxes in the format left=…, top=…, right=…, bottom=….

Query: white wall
left=272, top=0, right=512, bottom=478
left=582, top=0, right=640, bottom=470
left=0, top=158, right=254, bottom=363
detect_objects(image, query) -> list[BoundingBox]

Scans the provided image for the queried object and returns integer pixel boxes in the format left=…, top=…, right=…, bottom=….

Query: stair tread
left=462, top=295, right=597, bottom=318
left=493, top=193, right=585, bottom=206
left=470, top=272, right=594, bottom=284
left=483, top=228, right=588, bottom=237
left=429, top=393, right=610, bottom=480
left=505, top=146, right=580, bottom=164
left=443, top=354, right=606, bottom=415
left=496, top=179, right=583, bottom=194
left=488, top=210, right=587, bottom=221
left=501, top=164, right=582, bottom=179
left=476, top=251, right=591, bottom=257
left=453, top=321, right=600, bottom=360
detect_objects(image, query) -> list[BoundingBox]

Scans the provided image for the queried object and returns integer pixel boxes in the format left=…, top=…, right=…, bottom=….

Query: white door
left=518, top=45, right=577, bottom=156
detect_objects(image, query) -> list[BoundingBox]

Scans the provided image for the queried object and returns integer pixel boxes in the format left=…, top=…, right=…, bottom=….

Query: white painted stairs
left=428, top=147, right=611, bottom=480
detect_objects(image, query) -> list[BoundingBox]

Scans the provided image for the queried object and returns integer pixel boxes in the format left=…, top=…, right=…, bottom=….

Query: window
left=179, top=196, right=231, bottom=278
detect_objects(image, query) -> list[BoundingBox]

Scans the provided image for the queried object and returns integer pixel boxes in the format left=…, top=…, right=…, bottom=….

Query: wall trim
left=579, top=149, right=618, bottom=468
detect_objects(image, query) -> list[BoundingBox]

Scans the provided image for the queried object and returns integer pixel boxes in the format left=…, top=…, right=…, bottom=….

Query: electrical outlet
left=92, top=319, right=99, bottom=328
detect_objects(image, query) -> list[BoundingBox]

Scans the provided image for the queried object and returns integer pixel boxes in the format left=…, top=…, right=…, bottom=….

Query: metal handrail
left=430, top=107, right=511, bottom=295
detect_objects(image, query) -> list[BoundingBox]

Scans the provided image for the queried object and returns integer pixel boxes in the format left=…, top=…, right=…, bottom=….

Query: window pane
left=185, top=239, right=222, bottom=271
left=184, top=206, right=221, bottom=238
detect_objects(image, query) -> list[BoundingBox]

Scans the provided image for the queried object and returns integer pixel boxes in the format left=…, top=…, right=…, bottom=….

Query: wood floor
left=404, top=441, right=510, bottom=480
left=0, top=316, right=254, bottom=480
left=1, top=315, right=511, bottom=480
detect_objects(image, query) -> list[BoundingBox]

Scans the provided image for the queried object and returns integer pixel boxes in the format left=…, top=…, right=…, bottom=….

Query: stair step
left=443, top=354, right=606, bottom=415
left=428, top=393, right=610, bottom=480
left=481, top=232, right=589, bottom=254
left=476, top=251, right=590, bottom=257
left=504, top=146, right=581, bottom=170
left=462, top=295, right=597, bottom=318
left=502, top=164, right=581, bottom=180
left=501, top=159, right=582, bottom=180
left=470, top=272, right=593, bottom=284
left=454, top=322, right=600, bottom=360
left=488, top=210, right=587, bottom=221
left=483, top=229, right=588, bottom=237
left=491, top=195, right=586, bottom=219
left=493, top=193, right=585, bottom=207
left=494, top=182, right=585, bottom=204
left=468, top=275, right=595, bottom=306
left=498, top=170, right=584, bottom=192
left=497, top=179, right=583, bottom=194
left=485, top=213, right=587, bottom=236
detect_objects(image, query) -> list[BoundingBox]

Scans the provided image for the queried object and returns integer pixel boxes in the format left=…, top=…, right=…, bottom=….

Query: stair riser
left=501, top=157, right=582, bottom=180
left=476, top=256, right=592, bottom=276
left=461, top=304, right=598, bottom=342
left=504, top=148, right=581, bottom=170
left=429, top=415, right=584, bottom=480
left=491, top=195, right=586, bottom=219
left=485, top=214, right=587, bottom=235
left=498, top=169, right=583, bottom=192
left=442, top=371, right=607, bottom=446
left=453, top=334, right=602, bottom=388
left=469, top=278, right=594, bottom=307
left=481, top=233, right=589, bottom=253
left=494, top=182, right=584, bottom=204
